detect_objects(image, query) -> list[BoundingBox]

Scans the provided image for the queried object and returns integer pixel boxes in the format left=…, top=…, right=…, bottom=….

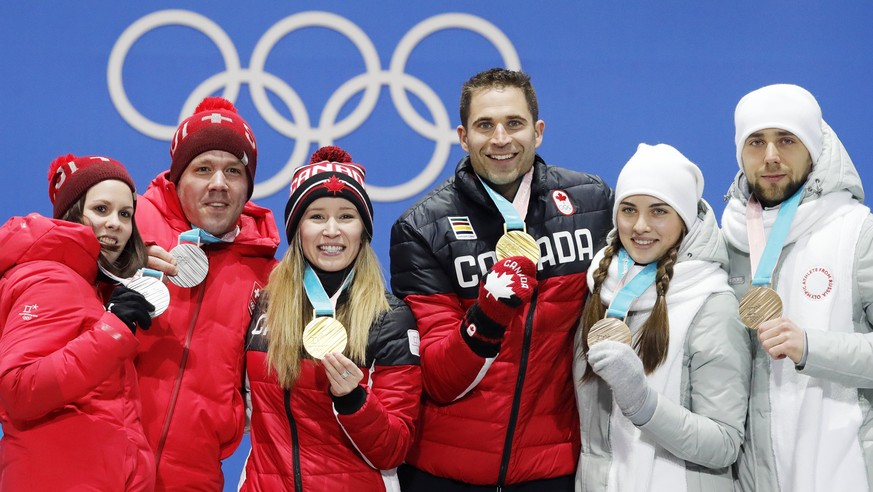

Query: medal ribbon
left=303, top=263, right=354, bottom=317
left=99, top=266, right=164, bottom=284
left=178, top=227, right=223, bottom=246
left=605, top=248, right=658, bottom=319
left=746, top=187, right=803, bottom=287
left=477, top=170, right=533, bottom=232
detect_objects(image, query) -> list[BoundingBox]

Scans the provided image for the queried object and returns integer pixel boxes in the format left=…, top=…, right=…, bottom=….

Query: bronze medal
left=739, top=286, right=782, bottom=329
left=168, top=243, right=209, bottom=288
left=495, top=230, right=539, bottom=264
left=302, top=316, right=348, bottom=360
left=587, top=317, right=633, bottom=347
left=126, top=276, right=170, bottom=318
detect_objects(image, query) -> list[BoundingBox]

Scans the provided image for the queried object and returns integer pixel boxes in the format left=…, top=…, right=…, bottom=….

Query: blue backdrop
left=2, top=3, right=873, bottom=490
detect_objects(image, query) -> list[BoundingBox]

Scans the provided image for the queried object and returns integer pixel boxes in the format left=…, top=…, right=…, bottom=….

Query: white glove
left=587, top=340, right=657, bottom=424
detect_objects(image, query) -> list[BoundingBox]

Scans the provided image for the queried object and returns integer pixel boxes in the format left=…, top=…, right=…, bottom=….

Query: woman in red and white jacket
left=240, top=146, right=421, bottom=491
left=0, top=154, right=156, bottom=491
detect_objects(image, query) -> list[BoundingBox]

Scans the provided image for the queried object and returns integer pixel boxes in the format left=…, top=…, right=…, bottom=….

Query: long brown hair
left=577, top=232, right=682, bottom=380
left=264, top=233, right=390, bottom=389
left=61, top=195, right=148, bottom=278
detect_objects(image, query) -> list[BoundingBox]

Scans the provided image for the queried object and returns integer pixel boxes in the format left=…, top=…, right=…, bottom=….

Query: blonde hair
left=265, top=233, right=390, bottom=388
left=577, top=232, right=681, bottom=380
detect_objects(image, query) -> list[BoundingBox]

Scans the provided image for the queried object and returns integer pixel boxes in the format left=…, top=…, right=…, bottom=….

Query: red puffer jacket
left=241, top=293, right=421, bottom=491
left=0, top=214, right=154, bottom=491
left=134, top=173, right=279, bottom=491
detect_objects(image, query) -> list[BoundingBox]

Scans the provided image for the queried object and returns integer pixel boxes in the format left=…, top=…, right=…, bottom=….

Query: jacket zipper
left=155, top=283, right=205, bottom=468
left=496, top=291, right=538, bottom=487
left=284, top=390, right=304, bottom=490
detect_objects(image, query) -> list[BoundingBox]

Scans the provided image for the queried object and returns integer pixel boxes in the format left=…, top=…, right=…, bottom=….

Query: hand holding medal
left=126, top=269, right=170, bottom=317
left=101, top=266, right=170, bottom=318
left=323, top=352, right=363, bottom=397
left=588, top=317, right=632, bottom=347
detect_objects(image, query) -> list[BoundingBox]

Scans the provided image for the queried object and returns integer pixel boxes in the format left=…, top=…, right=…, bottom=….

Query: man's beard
left=750, top=175, right=807, bottom=208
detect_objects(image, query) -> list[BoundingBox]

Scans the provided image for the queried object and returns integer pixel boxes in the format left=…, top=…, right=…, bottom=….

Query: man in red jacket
left=390, top=68, right=613, bottom=490
left=135, top=97, right=280, bottom=491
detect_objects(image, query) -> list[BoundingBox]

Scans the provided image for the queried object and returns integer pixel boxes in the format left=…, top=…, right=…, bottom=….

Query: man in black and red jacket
left=390, top=68, right=613, bottom=491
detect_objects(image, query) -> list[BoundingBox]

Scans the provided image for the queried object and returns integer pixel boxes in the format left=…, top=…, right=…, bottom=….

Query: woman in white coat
left=573, top=143, right=752, bottom=492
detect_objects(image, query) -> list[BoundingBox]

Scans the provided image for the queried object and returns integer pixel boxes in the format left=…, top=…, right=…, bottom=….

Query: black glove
left=106, top=286, right=154, bottom=334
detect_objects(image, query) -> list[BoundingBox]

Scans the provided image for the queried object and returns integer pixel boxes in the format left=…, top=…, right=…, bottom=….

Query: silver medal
left=168, top=243, right=209, bottom=287
left=127, top=276, right=170, bottom=317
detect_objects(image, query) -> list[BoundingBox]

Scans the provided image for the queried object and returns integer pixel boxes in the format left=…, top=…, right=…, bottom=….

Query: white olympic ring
left=108, top=10, right=520, bottom=201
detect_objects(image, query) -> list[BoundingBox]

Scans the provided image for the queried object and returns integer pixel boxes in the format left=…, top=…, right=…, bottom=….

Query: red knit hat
left=283, top=146, right=374, bottom=243
left=169, top=96, right=258, bottom=198
left=48, top=154, right=136, bottom=219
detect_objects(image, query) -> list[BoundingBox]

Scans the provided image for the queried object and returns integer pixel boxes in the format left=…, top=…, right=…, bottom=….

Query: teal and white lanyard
left=302, top=263, right=354, bottom=317
left=605, top=248, right=658, bottom=319
left=748, top=187, right=803, bottom=287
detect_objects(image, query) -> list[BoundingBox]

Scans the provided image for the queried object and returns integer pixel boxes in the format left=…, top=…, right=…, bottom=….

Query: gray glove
left=587, top=340, right=657, bottom=425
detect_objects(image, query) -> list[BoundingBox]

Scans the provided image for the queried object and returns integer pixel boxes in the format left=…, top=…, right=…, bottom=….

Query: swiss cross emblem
left=552, top=189, right=574, bottom=215
left=248, top=281, right=263, bottom=316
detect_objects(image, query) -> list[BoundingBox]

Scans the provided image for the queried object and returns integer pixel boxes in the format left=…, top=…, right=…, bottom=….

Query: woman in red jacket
left=0, top=154, right=156, bottom=491
left=240, top=146, right=422, bottom=491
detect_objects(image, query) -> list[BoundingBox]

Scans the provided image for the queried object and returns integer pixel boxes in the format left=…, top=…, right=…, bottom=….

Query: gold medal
left=587, top=317, right=632, bottom=347
left=496, top=230, right=539, bottom=264
left=302, top=316, right=348, bottom=359
left=739, top=286, right=782, bottom=329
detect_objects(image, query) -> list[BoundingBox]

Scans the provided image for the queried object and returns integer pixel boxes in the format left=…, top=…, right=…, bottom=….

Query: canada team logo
left=802, top=267, right=833, bottom=300
left=552, top=190, right=574, bottom=215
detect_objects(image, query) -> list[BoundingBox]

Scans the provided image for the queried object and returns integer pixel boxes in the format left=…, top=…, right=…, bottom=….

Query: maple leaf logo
left=483, top=271, right=516, bottom=300
left=555, top=191, right=567, bottom=201
left=323, top=175, right=346, bottom=194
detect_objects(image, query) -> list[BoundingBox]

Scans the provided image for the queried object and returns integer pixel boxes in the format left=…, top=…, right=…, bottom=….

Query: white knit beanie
left=614, top=143, right=704, bottom=230
left=734, top=84, right=823, bottom=167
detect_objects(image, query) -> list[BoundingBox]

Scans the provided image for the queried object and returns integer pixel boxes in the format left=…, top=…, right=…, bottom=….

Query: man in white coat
left=721, top=83, right=873, bottom=492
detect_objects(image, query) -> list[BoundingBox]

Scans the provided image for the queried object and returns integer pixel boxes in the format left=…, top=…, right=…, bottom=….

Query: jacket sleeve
left=800, top=215, right=873, bottom=387
left=335, top=304, right=421, bottom=469
left=390, top=218, right=495, bottom=403
left=638, top=292, right=752, bottom=469
left=0, top=270, right=138, bottom=422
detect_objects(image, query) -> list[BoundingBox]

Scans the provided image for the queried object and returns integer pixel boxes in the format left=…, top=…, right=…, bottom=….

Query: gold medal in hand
left=302, top=316, right=348, bottom=359
left=496, top=228, right=539, bottom=264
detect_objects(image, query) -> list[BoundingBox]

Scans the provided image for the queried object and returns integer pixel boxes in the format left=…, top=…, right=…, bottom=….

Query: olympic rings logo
left=108, top=10, right=520, bottom=201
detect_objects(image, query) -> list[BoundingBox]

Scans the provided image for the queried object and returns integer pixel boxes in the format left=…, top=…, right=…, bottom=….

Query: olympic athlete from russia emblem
left=552, top=189, right=574, bottom=215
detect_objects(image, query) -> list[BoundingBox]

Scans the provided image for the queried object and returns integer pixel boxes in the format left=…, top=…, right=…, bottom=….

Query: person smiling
left=240, top=146, right=421, bottom=491
left=722, top=84, right=873, bottom=492
left=391, top=68, right=613, bottom=490
left=574, top=143, right=751, bottom=492
left=133, top=96, right=280, bottom=491
left=0, top=154, right=155, bottom=490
